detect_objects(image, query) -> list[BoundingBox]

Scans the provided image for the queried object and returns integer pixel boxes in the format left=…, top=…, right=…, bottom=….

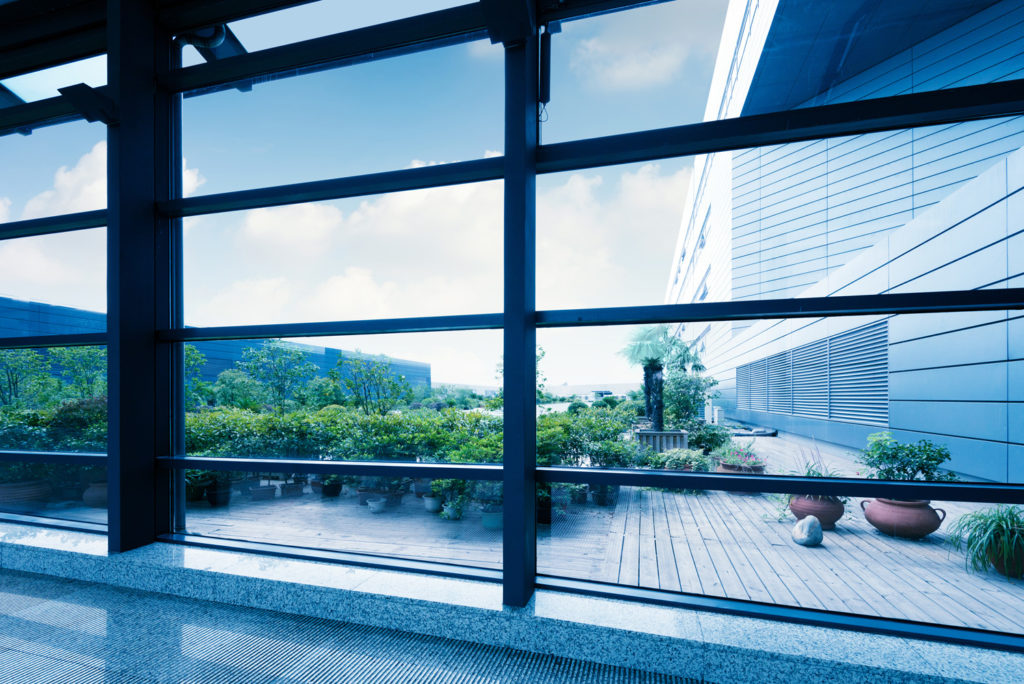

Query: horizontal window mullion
left=536, top=79, right=1024, bottom=174
left=536, top=467, right=1024, bottom=504
left=0, top=450, right=107, bottom=466
left=159, top=313, right=503, bottom=342
left=157, top=456, right=502, bottom=481
left=162, top=4, right=488, bottom=94
left=160, top=157, right=504, bottom=218
left=536, top=288, right=1024, bottom=327
left=0, top=333, right=107, bottom=349
left=0, top=93, right=83, bottom=137
left=0, top=210, right=108, bottom=240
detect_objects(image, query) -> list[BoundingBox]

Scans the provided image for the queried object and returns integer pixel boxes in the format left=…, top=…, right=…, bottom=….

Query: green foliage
left=642, top=448, right=711, bottom=472
left=566, top=400, right=588, bottom=415
left=184, top=344, right=211, bottom=409
left=685, top=421, right=731, bottom=455
left=0, top=349, right=50, bottom=407
left=51, top=347, right=106, bottom=400
left=664, top=372, right=718, bottom=426
left=948, top=505, right=1024, bottom=576
left=339, top=355, right=412, bottom=416
left=713, top=441, right=764, bottom=468
left=237, top=341, right=317, bottom=410
left=212, top=369, right=271, bottom=411
left=859, top=431, right=958, bottom=482
left=0, top=461, right=55, bottom=484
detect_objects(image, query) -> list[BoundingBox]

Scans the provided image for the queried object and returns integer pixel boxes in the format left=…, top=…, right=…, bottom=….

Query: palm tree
left=620, top=325, right=701, bottom=431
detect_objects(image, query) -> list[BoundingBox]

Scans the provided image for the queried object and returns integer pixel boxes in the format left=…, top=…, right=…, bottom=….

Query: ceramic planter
left=989, top=537, right=1024, bottom=578
left=482, top=508, right=503, bottom=530
left=716, top=463, right=765, bottom=495
left=861, top=498, right=945, bottom=539
left=441, top=501, right=463, bottom=520
left=367, top=497, right=388, bottom=514
left=789, top=495, right=845, bottom=530
left=423, top=495, right=442, bottom=513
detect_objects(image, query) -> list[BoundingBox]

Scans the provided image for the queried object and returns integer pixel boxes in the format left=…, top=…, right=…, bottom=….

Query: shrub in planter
left=787, top=459, right=847, bottom=530
left=441, top=496, right=467, bottom=520
left=205, top=474, right=232, bottom=507
left=320, top=475, right=342, bottom=498
left=713, top=442, right=765, bottom=495
left=858, top=432, right=957, bottom=539
left=567, top=483, right=589, bottom=504
left=949, top=505, right=1024, bottom=578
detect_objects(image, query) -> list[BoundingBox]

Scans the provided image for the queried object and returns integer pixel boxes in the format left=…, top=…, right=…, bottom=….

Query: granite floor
left=0, top=569, right=701, bottom=684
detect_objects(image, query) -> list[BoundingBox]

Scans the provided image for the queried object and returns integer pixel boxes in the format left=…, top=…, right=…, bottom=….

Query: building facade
left=668, top=0, right=1024, bottom=482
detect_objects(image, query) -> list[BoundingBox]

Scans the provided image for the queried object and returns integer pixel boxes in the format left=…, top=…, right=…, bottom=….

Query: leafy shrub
left=859, top=431, right=958, bottom=481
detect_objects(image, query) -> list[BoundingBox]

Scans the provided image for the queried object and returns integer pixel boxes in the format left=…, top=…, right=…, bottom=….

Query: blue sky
left=0, top=0, right=728, bottom=388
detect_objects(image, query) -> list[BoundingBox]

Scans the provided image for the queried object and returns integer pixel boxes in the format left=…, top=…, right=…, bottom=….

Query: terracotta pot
left=0, top=479, right=52, bottom=504
left=989, top=537, right=1024, bottom=579
left=82, top=482, right=107, bottom=508
left=789, top=495, right=845, bottom=530
left=860, top=498, right=945, bottom=539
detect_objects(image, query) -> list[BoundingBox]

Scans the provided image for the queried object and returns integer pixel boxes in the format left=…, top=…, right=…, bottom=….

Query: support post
left=502, top=24, right=539, bottom=607
left=107, top=0, right=172, bottom=551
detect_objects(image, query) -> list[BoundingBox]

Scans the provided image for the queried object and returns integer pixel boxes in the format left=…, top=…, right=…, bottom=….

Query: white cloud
left=18, top=141, right=206, bottom=219
left=238, top=202, right=343, bottom=259
left=0, top=197, right=10, bottom=223
left=0, top=229, right=106, bottom=312
left=198, top=277, right=292, bottom=327
left=22, top=141, right=106, bottom=219
left=567, top=1, right=725, bottom=92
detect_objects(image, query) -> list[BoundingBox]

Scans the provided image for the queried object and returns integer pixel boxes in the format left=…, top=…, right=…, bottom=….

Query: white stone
left=792, top=516, right=823, bottom=546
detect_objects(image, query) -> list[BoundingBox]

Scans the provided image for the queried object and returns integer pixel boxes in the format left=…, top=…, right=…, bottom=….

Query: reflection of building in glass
left=0, top=296, right=431, bottom=388
left=669, top=0, right=1024, bottom=482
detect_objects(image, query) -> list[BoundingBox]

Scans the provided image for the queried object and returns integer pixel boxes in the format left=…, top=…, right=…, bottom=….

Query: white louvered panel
left=767, top=351, right=792, bottom=413
left=748, top=358, right=769, bottom=412
left=828, top=321, right=889, bottom=425
left=736, top=363, right=751, bottom=410
left=792, top=339, right=828, bottom=418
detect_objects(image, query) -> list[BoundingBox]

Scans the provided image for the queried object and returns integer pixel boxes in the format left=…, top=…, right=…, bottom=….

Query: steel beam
left=536, top=288, right=1024, bottom=328
left=536, top=79, right=1024, bottom=173
left=161, top=157, right=504, bottom=218
left=0, top=334, right=106, bottom=350
left=0, top=450, right=106, bottom=466
left=501, top=26, right=539, bottom=608
left=157, top=456, right=502, bottom=481
left=0, top=94, right=84, bottom=137
left=106, top=0, right=166, bottom=553
left=0, top=210, right=107, bottom=240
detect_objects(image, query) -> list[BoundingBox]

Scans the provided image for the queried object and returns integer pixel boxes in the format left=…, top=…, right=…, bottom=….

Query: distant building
left=668, top=0, right=1024, bottom=482
left=0, top=295, right=431, bottom=389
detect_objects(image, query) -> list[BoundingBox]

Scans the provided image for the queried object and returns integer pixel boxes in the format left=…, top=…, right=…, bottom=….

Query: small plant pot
left=250, top=485, right=277, bottom=501
left=423, top=495, right=442, bottom=513
left=82, top=482, right=107, bottom=508
left=205, top=483, right=231, bottom=508
left=367, top=497, right=388, bottom=514
left=321, top=481, right=342, bottom=498
left=281, top=483, right=305, bottom=498
left=441, top=501, right=464, bottom=520
left=789, top=495, right=844, bottom=530
left=861, top=499, right=945, bottom=539
left=482, top=508, right=503, bottom=530
left=386, top=491, right=405, bottom=507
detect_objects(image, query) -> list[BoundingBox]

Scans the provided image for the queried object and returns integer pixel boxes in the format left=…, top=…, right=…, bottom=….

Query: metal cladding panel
left=767, top=350, right=792, bottom=413
left=791, top=339, right=828, bottom=419
left=828, top=320, right=889, bottom=425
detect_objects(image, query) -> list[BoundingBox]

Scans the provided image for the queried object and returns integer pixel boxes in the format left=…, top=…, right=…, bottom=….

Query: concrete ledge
left=0, top=522, right=1020, bottom=683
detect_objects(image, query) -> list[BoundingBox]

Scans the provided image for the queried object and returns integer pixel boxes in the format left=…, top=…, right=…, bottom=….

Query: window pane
left=181, top=41, right=502, bottom=194
left=0, top=345, right=107, bottom=453
left=1, top=55, right=106, bottom=103
left=0, top=124, right=106, bottom=223
left=538, top=485, right=1023, bottom=634
left=183, top=184, right=501, bottom=326
left=537, top=317, right=1021, bottom=484
left=0, top=229, right=107, bottom=334
left=182, top=470, right=501, bottom=569
left=184, top=332, right=502, bottom=463
left=544, top=0, right=1023, bottom=142
left=0, top=462, right=106, bottom=526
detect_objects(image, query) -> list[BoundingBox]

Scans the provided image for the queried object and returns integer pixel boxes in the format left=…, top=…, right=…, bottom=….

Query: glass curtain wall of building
left=0, top=0, right=1022, bottom=653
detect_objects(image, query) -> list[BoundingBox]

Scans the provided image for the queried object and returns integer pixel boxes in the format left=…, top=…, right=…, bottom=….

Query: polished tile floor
left=0, top=570, right=694, bottom=684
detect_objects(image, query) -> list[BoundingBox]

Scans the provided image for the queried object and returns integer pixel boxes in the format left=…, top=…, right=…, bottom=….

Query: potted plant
left=205, top=472, right=232, bottom=508
left=281, top=476, right=306, bottom=498
left=423, top=492, right=443, bottom=513
left=713, top=442, right=765, bottom=495
left=367, top=496, right=388, bottom=514
left=858, top=432, right=957, bottom=539
left=475, top=481, right=502, bottom=530
left=948, top=505, right=1024, bottom=578
left=788, top=457, right=847, bottom=530
left=441, top=497, right=466, bottom=520
left=184, top=469, right=209, bottom=503
left=320, top=475, right=342, bottom=498
left=481, top=503, right=503, bottom=530
left=587, top=440, right=631, bottom=507
left=250, top=476, right=277, bottom=501
left=432, top=478, right=469, bottom=519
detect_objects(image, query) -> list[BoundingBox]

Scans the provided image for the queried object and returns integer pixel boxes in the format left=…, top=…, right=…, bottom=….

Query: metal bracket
left=480, top=0, right=537, bottom=46
left=57, top=83, right=119, bottom=125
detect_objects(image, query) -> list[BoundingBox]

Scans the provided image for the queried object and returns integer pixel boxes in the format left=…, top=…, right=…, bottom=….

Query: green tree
left=237, top=341, right=317, bottom=411
left=620, top=325, right=701, bottom=431
left=339, top=355, right=412, bottom=416
left=51, top=347, right=107, bottom=400
left=184, top=344, right=210, bottom=409
left=664, top=372, right=719, bottom=426
left=301, top=369, right=345, bottom=409
left=212, top=369, right=271, bottom=411
left=0, top=349, right=51, bottom=407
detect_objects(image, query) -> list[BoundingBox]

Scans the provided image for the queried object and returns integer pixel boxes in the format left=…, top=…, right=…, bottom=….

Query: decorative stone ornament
left=792, top=515, right=823, bottom=546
